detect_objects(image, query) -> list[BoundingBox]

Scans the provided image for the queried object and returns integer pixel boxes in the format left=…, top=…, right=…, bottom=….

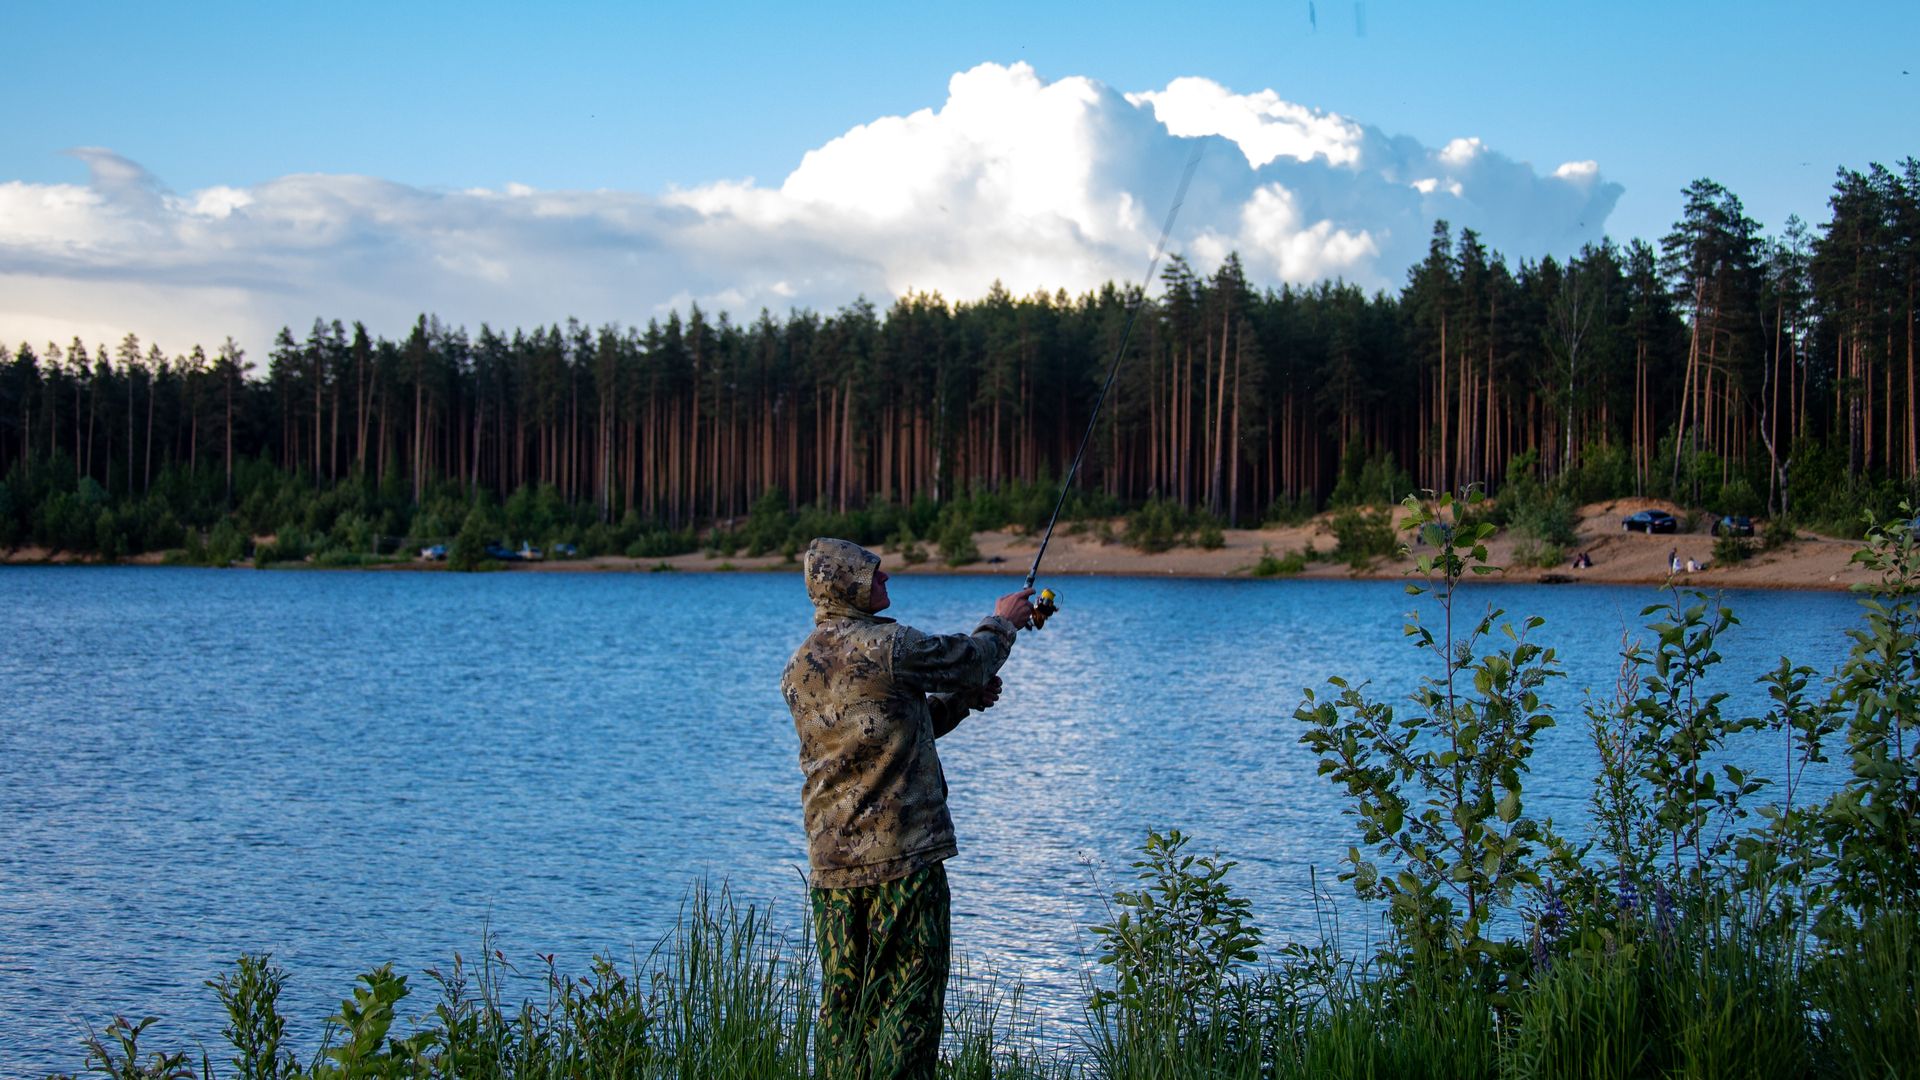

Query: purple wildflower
left=1618, top=869, right=1639, bottom=916
left=1543, top=880, right=1568, bottom=937
left=1653, top=879, right=1675, bottom=941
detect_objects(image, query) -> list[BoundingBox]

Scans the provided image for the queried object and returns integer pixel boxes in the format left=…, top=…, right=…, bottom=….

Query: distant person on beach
left=781, top=537, right=1033, bottom=1079
left=1669, top=548, right=1680, bottom=574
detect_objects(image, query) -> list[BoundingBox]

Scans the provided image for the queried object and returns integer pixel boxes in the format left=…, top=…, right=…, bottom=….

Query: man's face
left=867, top=567, right=891, bottom=613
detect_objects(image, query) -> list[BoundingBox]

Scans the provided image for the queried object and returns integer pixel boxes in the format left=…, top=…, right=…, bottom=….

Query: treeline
left=3, top=159, right=1918, bottom=558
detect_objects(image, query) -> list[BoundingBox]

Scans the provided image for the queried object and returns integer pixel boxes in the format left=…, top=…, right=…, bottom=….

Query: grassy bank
left=49, top=501, right=1920, bottom=1079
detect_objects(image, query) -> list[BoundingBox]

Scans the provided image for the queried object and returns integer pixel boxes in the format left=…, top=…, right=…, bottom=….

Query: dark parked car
left=1622, top=510, right=1678, bottom=534
left=1712, top=515, right=1754, bottom=537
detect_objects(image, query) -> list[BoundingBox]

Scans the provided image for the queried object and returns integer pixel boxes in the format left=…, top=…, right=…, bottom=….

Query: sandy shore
left=521, top=497, right=1880, bottom=592
left=1, top=498, right=1883, bottom=591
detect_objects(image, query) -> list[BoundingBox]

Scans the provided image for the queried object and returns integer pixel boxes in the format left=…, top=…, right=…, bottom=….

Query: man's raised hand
left=994, top=588, right=1036, bottom=627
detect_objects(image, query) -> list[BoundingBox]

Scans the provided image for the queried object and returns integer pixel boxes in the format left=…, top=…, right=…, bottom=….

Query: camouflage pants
left=810, top=863, right=951, bottom=1080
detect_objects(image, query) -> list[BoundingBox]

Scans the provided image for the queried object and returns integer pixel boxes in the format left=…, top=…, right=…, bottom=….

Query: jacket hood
left=804, top=537, right=887, bottom=623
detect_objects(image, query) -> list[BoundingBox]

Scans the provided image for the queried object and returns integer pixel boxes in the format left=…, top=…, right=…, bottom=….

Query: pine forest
left=3, top=162, right=1918, bottom=562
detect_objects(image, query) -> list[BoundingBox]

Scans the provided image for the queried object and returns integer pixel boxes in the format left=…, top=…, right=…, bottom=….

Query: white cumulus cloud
left=0, top=63, right=1621, bottom=358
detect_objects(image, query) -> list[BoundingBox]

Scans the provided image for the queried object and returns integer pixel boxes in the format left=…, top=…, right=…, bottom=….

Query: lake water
left=0, top=566, right=1868, bottom=1074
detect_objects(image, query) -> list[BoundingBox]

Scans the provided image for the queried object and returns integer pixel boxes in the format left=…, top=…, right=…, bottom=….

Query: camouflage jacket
left=782, top=538, right=1018, bottom=889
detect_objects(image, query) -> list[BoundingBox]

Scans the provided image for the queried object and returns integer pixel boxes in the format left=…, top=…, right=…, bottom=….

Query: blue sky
left=3, top=1, right=1916, bottom=353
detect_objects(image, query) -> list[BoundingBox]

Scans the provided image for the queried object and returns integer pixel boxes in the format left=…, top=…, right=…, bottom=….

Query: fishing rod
left=1023, top=143, right=1203, bottom=630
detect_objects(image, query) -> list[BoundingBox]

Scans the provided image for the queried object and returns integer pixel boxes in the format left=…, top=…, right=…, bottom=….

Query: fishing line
left=1024, top=142, right=1205, bottom=595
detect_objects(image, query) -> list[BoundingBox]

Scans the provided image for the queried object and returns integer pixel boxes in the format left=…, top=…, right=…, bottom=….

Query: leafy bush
left=256, top=529, right=320, bottom=566
left=1514, top=538, right=1567, bottom=569
left=936, top=507, right=980, bottom=566
left=1124, top=498, right=1185, bottom=553
left=1714, top=474, right=1765, bottom=518
left=1328, top=435, right=1413, bottom=508
left=1252, top=545, right=1308, bottom=577
left=625, top=529, right=698, bottom=559
left=1328, top=507, right=1395, bottom=567
left=1713, top=530, right=1754, bottom=565
left=1262, top=492, right=1317, bottom=526
left=1298, top=491, right=1559, bottom=967
left=1510, top=494, right=1578, bottom=549
left=449, top=506, right=496, bottom=571
left=1090, top=830, right=1261, bottom=1040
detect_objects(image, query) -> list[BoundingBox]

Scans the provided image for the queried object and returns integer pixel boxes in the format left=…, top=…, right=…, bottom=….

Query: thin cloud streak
left=0, top=62, right=1620, bottom=356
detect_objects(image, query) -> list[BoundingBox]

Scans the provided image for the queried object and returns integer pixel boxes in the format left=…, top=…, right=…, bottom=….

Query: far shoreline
left=2, top=498, right=1881, bottom=593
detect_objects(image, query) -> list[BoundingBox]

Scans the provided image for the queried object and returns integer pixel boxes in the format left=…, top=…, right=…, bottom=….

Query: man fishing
left=782, top=537, right=1034, bottom=1079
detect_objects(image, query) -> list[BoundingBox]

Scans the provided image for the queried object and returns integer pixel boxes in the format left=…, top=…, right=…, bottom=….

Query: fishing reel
left=1028, top=587, right=1059, bottom=630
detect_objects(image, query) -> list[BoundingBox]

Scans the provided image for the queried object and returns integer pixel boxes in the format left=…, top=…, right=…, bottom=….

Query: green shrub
left=1328, top=507, right=1395, bottom=567
left=1124, top=498, right=1185, bottom=553
left=937, top=509, right=980, bottom=566
left=1515, top=538, right=1567, bottom=569
left=1299, top=492, right=1560, bottom=968
left=1714, top=530, right=1754, bottom=565
left=1762, top=516, right=1795, bottom=549
left=1090, top=829, right=1261, bottom=1042
left=1511, top=493, right=1579, bottom=549
left=205, top=520, right=248, bottom=565
left=449, top=506, right=495, bottom=571
left=1328, top=435, right=1413, bottom=508
left=1252, top=545, right=1308, bottom=577
left=1262, top=492, right=1316, bottom=526
left=626, top=529, right=698, bottom=559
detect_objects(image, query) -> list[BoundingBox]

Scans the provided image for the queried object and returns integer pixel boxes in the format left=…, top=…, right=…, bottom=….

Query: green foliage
left=62, top=1014, right=195, bottom=1080
left=1327, top=435, right=1413, bottom=509
left=1122, top=498, right=1183, bottom=553
left=886, top=523, right=929, bottom=564
left=314, top=963, right=422, bottom=1077
left=1327, top=507, right=1395, bottom=567
left=1118, top=497, right=1225, bottom=553
left=1298, top=491, right=1561, bottom=970
left=1813, top=504, right=1920, bottom=924
left=1557, top=442, right=1634, bottom=506
left=253, top=529, right=313, bottom=566
left=1716, top=474, right=1764, bottom=518
left=1763, top=515, right=1796, bottom=549
left=1513, top=540, right=1567, bottom=569
left=208, top=954, right=298, bottom=1079
left=1595, top=589, right=1764, bottom=887
left=937, top=505, right=981, bottom=566
left=1506, top=915, right=1814, bottom=1080
left=1714, top=529, right=1754, bottom=565
left=449, top=505, right=505, bottom=572
left=1252, top=544, right=1309, bottom=577
left=1261, top=491, right=1316, bottom=526
left=1090, top=830, right=1262, bottom=1029
left=1810, top=911, right=1920, bottom=1077
left=1510, top=495, right=1578, bottom=550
